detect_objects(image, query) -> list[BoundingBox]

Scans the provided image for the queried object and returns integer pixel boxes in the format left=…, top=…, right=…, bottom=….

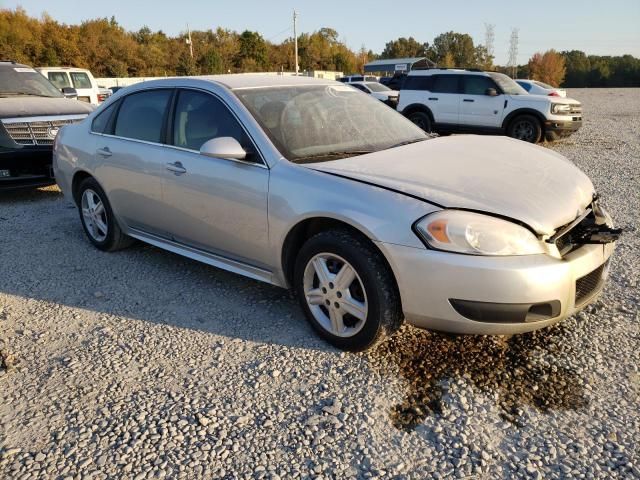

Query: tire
left=294, top=229, right=404, bottom=351
left=407, top=111, right=433, bottom=133
left=507, top=114, right=542, bottom=143
left=77, top=177, right=133, bottom=252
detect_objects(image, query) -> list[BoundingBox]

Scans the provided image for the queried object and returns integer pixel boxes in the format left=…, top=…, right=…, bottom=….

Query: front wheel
left=294, top=230, right=403, bottom=351
left=507, top=114, right=542, bottom=143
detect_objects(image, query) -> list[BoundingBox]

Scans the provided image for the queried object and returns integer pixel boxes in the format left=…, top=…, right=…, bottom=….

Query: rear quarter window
left=70, top=72, right=93, bottom=89
left=401, top=75, right=434, bottom=91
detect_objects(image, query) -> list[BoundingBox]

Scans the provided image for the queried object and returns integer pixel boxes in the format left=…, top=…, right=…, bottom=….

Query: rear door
left=429, top=74, right=461, bottom=126
left=459, top=75, right=506, bottom=128
left=92, top=88, right=173, bottom=236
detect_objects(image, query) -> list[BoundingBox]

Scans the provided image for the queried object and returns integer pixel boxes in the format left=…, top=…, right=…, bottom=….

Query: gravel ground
left=1, top=88, right=639, bottom=480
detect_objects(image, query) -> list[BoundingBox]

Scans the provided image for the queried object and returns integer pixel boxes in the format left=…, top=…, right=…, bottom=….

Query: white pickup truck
left=36, top=67, right=110, bottom=106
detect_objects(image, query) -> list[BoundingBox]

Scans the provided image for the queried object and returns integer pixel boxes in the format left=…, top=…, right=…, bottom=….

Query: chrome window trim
left=1, top=114, right=88, bottom=124
left=89, top=85, right=269, bottom=170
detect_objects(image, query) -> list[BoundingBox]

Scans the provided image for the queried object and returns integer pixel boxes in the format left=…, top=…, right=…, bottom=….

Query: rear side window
left=114, top=89, right=172, bottom=143
left=171, top=89, right=255, bottom=156
left=463, top=76, right=498, bottom=95
left=431, top=75, right=460, bottom=94
left=47, top=72, right=71, bottom=89
left=401, top=75, right=434, bottom=91
left=70, top=72, right=92, bottom=89
left=91, top=101, right=119, bottom=134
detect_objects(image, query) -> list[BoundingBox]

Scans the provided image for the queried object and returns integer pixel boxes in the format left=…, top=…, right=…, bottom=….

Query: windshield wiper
left=295, top=150, right=374, bottom=163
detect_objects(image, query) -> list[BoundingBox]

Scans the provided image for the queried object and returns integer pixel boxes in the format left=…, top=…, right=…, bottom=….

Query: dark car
left=0, top=61, right=94, bottom=189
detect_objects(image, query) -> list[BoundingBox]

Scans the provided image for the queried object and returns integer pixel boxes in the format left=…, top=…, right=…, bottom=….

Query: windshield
left=0, top=66, right=63, bottom=98
left=489, top=72, right=528, bottom=95
left=365, top=82, right=391, bottom=92
left=235, top=84, right=427, bottom=163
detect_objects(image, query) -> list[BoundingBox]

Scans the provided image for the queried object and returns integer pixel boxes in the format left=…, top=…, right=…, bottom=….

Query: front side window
left=431, top=75, right=460, bottom=94
left=172, top=89, right=254, bottom=155
left=114, top=89, right=171, bottom=143
left=463, top=76, right=498, bottom=95
left=47, top=72, right=71, bottom=89
left=235, top=84, right=427, bottom=163
left=91, top=101, right=119, bottom=134
left=70, top=72, right=92, bottom=89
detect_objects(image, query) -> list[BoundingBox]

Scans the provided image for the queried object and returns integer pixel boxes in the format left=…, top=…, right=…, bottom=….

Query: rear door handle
left=96, top=147, right=112, bottom=157
left=166, top=161, right=187, bottom=175
left=463, top=99, right=475, bottom=102
left=428, top=97, right=438, bottom=101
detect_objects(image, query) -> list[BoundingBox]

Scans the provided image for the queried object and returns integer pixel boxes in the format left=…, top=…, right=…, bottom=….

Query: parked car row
left=49, top=74, right=619, bottom=352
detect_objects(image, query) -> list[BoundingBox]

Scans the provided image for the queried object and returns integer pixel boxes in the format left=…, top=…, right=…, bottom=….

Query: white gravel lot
left=0, top=88, right=639, bottom=480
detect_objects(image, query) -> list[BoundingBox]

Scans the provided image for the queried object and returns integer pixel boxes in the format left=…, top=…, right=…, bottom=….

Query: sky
left=3, top=0, right=640, bottom=65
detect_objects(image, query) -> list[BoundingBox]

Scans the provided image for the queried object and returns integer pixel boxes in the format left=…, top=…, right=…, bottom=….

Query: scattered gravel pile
left=0, top=88, right=638, bottom=479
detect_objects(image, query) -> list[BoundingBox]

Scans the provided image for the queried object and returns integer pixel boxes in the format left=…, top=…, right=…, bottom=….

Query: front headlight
left=414, top=210, right=545, bottom=256
left=551, top=103, right=571, bottom=114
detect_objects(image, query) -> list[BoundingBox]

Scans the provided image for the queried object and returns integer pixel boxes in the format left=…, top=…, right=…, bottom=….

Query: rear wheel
left=294, top=229, right=403, bottom=351
left=507, top=114, right=542, bottom=143
left=407, top=111, right=433, bottom=133
left=77, top=177, right=133, bottom=252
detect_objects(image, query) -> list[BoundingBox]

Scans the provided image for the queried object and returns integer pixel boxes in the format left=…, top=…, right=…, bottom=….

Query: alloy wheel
left=302, top=253, right=368, bottom=338
left=81, top=189, right=108, bottom=242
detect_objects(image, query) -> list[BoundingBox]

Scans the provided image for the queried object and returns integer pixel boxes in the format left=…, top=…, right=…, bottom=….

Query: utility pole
left=186, top=23, right=193, bottom=59
left=293, top=10, right=299, bottom=75
left=484, top=23, right=495, bottom=60
left=508, top=28, right=519, bottom=78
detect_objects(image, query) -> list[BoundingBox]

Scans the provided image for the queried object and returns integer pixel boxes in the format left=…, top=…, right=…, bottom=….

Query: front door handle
left=96, top=147, right=112, bottom=157
left=166, top=161, right=187, bottom=175
left=463, top=99, right=475, bottom=102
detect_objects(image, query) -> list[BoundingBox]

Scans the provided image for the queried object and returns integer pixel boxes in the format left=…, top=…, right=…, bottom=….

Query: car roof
left=407, top=68, right=491, bottom=77
left=122, top=74, right=339, bottom=91
left=0, top=61, right=31, bottom=69
left=36, top=67, right=91, bottom=72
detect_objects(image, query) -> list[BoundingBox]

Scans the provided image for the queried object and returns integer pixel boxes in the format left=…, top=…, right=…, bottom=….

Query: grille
left=2, top=118, right=81, bottom=146
left=575, top=262, right=606, bottom=306
left=569, top=104, right=582, bottom=115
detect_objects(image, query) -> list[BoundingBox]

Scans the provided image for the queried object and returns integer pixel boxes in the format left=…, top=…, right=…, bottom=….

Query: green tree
left=380, top=37, right=428, bottom=59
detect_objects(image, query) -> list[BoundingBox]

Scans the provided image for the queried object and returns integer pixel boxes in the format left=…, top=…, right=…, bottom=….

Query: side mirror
left=200, top=137, right=247, bottom=160
left=485, top=88, right=499, bottom=97
left=62, top=87, right=78, bottom=99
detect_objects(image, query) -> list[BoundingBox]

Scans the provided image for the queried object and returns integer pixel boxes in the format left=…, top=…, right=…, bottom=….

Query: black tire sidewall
left=77, top=178, right=120, bottom=251
left=408, top=111, right=432, bottom=133
left=294, top=231, right=396, bottom=351
left=508, top=114, right=542, bottom=143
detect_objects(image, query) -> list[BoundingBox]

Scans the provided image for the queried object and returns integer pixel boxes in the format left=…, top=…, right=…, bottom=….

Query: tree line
left=1, top=8, right=638, bottom=87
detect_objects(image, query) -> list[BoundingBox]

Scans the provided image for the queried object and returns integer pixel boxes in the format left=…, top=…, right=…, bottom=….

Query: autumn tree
left=528, top=50, right=566, bottom=86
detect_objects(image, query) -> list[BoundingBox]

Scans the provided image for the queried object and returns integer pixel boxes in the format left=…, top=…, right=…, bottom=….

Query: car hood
left=0, top=96, right=95, bottom=118
left=307, top=135, right=594, bottom=236
left=509, top=94, right=580, bottom=105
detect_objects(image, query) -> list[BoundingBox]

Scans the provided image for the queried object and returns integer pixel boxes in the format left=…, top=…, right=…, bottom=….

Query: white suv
left=397, top=69, right=582, bottom=142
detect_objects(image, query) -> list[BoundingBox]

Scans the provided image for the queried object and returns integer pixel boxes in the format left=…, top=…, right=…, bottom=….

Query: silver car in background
left=54, top=75, right=619, bottom=351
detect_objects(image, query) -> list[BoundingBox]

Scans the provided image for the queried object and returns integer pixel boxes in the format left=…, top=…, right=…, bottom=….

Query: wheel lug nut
left=329, top=282, right=334, bottom=289
left=336, top=291, right=342, bottom=298
left=322, top=287, right=327, bottom=294
left=325, top=300, right=330, bottom=306
left=334, top=302, right=340, bottom=309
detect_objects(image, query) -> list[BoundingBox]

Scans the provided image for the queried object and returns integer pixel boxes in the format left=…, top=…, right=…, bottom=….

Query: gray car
left=54, top=75, right=619, bottom=351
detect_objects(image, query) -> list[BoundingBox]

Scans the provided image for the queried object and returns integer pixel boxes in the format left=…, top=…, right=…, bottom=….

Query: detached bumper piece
left=449, top=299, right=562, bottom=324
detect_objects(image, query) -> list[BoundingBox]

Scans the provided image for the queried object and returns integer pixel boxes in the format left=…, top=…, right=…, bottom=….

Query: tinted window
left=114, top=90, right=171, bottom=143
left=172, top=90, right=254, bottom=155
left=463, top=76, right=498, bottom=95
left=431, top=75, right=460, bottom=94
left=91, top=101, right=119, bottom=134
left=47, top=72, right=71, bottom=89
left=70, top=72, right=92, bottom=89
left=401, top=75, right=433, bottom=91
left=517, top=81, right=532, bottom=92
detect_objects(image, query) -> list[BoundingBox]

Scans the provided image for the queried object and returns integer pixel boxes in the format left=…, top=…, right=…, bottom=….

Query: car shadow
left=368, top=324, right=589, bottom=430
left=0, top=185, right=63, bottom=205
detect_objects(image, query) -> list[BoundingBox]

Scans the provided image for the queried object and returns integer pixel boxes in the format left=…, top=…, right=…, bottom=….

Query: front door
left=160, top=89, right=270, bottom=268
left=459, top=75, right=506, bottom=128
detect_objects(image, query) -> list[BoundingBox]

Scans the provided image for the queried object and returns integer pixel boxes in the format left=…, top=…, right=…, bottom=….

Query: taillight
left=548, top=91, right=560, bottom=97
left=97, top=93, right=108, bottom=103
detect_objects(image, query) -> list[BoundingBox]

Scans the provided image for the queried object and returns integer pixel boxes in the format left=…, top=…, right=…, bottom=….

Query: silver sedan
left=53, top=75, right=619, bottom=351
